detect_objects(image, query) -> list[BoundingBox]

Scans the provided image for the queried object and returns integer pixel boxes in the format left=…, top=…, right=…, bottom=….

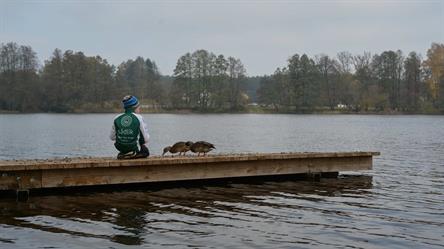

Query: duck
left=189, top=141, right=215, bottom=156
left=162, top=141, right=193, bottom=156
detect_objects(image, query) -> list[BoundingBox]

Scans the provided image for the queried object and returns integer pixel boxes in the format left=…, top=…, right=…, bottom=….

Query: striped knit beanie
left=122, top=95, right=139, bottom=109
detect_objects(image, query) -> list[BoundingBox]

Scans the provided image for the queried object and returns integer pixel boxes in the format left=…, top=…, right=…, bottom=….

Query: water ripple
left=1, top=114, right=444, bottom=248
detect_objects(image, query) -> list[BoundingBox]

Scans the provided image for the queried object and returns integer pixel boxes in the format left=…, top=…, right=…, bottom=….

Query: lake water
left=0, top=114, right=443, bottom=248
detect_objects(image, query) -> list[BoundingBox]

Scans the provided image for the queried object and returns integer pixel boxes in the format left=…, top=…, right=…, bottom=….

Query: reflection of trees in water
left=0, top=175, right=372, bottom=245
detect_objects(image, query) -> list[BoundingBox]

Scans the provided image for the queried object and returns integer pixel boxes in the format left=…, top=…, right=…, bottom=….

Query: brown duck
left=162, top=141, right=193, bottom=156
left=189, top=141, right=215, bottom=156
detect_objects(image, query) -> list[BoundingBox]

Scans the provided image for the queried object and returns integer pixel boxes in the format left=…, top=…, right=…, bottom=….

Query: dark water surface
left=0, top=114, right=443, bottom=248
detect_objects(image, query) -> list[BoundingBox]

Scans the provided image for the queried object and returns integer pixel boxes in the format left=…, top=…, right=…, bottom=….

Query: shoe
left=117, top=151, right=136, bottom=160
left=134, top=152, right=149, bottom=159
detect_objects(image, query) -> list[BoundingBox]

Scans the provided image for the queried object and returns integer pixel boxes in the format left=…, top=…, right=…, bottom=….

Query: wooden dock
left=0, top=152, right=379, bottom=197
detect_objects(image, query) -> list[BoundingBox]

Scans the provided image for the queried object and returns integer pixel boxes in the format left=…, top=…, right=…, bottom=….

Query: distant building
left=337, top=103, right=347, bottom=109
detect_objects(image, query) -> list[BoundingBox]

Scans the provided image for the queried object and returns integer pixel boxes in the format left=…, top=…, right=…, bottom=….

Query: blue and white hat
left=122, top=95, right=139, bottom=109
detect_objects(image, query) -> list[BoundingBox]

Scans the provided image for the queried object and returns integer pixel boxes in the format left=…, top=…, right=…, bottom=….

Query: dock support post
left=16, top=189, right=29, bottom=202
left=306, top=172, right=321, bottom=181
left=15, top=175, right=30, bottom=202
left=306, top=172, right=339, bottom=180
left=321, top=172, right=339, bottom=178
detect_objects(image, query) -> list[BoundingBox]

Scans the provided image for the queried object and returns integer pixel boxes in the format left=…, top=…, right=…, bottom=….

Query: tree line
left=0, top=42, right=164, bottom=112
left=0, top=41, right=443, bottom=113
left=171, top=50, right=247, bottom=111
left=258, top=44, right=444, bottom=113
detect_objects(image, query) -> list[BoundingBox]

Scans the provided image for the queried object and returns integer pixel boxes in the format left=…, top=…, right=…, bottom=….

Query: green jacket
left=110, top=110, right=150, bottom=153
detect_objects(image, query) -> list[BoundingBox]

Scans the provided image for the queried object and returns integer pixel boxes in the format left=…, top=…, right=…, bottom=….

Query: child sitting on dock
left=110, top=95, right=150, bottom=159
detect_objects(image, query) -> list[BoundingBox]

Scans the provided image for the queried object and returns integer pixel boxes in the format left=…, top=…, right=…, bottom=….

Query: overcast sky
left=1, top=0, right=443, bottom=75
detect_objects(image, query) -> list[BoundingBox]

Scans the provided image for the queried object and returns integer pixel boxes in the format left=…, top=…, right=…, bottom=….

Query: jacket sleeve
left=110, top=114, right=120, bottom=141
left=135, top=114, right=150, bottom=146
left=110, top=122, right=116, bottom=141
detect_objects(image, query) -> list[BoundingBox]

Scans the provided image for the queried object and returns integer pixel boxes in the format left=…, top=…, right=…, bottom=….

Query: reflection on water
left=1, top=176, right=375, bottom=248
left=1, top=114, right=444, bottom=248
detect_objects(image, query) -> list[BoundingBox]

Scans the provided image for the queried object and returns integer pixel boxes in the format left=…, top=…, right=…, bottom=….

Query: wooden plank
left=0, top=152, right=379, bottom=171
left=0, top=152, right=378, bottom=191
left=0, top=171, right=42, bottom=190
left=41, top=155, right=371, bottom=188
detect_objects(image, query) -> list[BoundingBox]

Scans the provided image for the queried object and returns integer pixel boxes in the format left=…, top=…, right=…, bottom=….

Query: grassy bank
left=1, top=105, right=443, bottom=115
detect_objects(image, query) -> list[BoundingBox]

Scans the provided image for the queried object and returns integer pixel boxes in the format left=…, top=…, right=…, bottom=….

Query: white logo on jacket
left=121, top=115, right=132, bottom=127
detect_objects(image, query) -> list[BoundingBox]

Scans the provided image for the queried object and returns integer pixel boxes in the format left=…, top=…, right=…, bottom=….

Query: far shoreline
left=1, top=108, right=443, bottom=115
